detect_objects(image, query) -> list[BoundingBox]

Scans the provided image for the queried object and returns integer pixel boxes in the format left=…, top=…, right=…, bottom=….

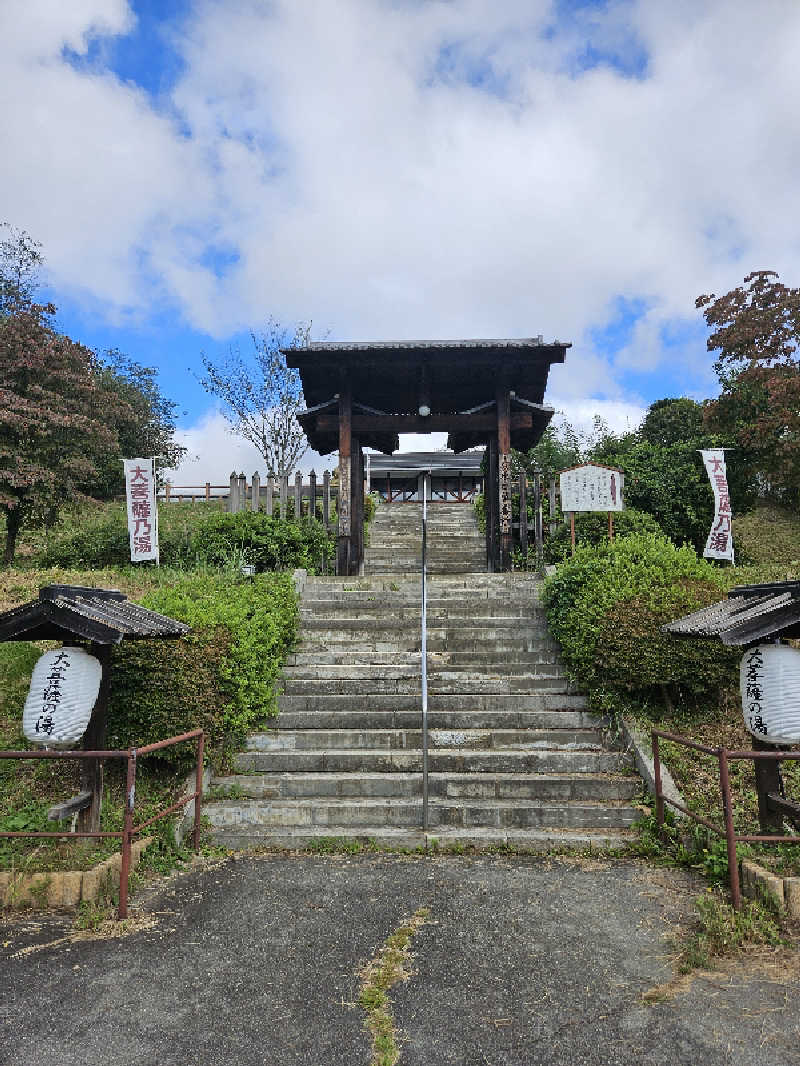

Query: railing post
left=279, top=474, right=288, bottom=520
left=323, top=470, right=331, bottom=530
left=118, top=748, right=137, bottom=920
left=533, top=470, right=543, bottom=570
left=421, top=470, right=430, bottom=833
left=652, top=732, right=665, bottom=830
left=205, top=481, right=211, bottom=502
left=266, top=475, right=275, bottom=517
left=294, top=471, right=303, bottom=519
left=251, top=471, right=261, bottom=512
left=228, top=471, right=237, bottom=513
left=238, top=472, right=247, bottom=511
left=718, top=748, right=742, bottom=909
left=164, top=481, right=171, bottom=504
left=309, top=470, right=317, bottom=521
left=193, top=731, right=205, bottom=852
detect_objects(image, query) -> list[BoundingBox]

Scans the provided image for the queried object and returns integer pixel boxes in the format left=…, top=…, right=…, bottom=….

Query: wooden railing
left=161, top=471, right=338, bottom=529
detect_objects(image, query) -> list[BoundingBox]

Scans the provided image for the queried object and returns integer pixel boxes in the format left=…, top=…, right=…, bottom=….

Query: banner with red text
left=124, top=458, right=159, bottom=563
left=701, top=449, right=734, bottom=563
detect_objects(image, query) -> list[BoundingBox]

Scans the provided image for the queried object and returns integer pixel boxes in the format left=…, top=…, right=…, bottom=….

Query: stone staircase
left=205, top=503, right=641, bottom=849
left=364, top=501, right=486, bottom=574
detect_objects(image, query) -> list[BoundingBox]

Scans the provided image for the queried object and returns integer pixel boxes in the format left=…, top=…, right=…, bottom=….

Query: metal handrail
left=421, top=471, right=430, bottom=830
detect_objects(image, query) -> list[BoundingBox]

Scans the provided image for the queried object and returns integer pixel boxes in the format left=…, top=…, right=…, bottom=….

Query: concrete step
left=285, top=650, right=563, bottom=667
left=208, top=825, right=636, bottom=852
left=211, top=770, right=640, bottom=801
left=273, top=709, right=599, bottom=730
left=204, top=796, right=643, bottom=831
left=233, top=748, right=630, bottom=774
left=244, top=727, right=606, bottom=752
left=276, top=693, right=589, bottom=713
left=280, top=677, right=573, bottom=696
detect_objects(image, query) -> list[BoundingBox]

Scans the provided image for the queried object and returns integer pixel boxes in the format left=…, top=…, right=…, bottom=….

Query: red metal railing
left=0, top=729, right=205, bottom=918
left=652, top=729, right=800, bottom=909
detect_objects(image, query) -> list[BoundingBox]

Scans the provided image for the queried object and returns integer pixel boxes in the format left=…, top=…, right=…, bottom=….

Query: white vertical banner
left=701, top=449, right=734, bottom=563
left=124, top=458, right=159, bottom=563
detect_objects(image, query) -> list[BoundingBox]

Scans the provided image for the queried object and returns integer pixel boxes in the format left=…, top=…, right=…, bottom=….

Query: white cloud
left=164, top=409, right=331, bottom=485
left=3, top=0, right=800, bottom=422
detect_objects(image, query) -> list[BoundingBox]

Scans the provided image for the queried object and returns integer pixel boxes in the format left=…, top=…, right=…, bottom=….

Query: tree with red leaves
left=0, top=305, right=122, bottom=564
left=698, top=271, right=800, bottom=499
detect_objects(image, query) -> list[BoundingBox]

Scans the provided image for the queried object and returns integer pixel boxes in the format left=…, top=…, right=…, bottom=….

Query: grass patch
left=676, top=889, right=786, bottom=973
left=358, top=907, right=430, bottom=1066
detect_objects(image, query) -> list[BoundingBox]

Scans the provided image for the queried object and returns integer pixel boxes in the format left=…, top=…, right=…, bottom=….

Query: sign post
left=558, top=463, right=624, bottom=553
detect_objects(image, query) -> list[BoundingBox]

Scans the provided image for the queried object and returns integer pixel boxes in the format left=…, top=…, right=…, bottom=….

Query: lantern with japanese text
left=740, top=644, right=800, bottom=744
left=22, top=647, right=102, bottom=749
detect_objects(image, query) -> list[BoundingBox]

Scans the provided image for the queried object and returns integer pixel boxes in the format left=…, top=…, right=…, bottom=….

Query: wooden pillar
left=205, top=481, right=211, bottom=502
left=309, top=469, right=317, bottom=522
left=266, top=475, right=275, bottom=517
left=251, top=471, right=260, bottom=512
left=294, top=471, right=303, bottom=519
left=323, top=470, right=331, bottom=530
left=534, top=470, right=544, bottom=567
left=238, top=472, right=247, bottom=512
left=78, top=644, right=112, bottom=834
left=228, top=471, right=237, bottom=513
left=753, top=736, right=784, bottom=834
left=519, top=472, right=528, bottom=559
left=549, top=478, right=558, bottom=536
left=279, top=474, right=288, bottom=519
left=485, top=436, right=499, bottom=572
left=337, top=380, right=352, bottom=576
left=497, top=385, right=512, bottom=572
left=351, top=439, right=364, bottom=574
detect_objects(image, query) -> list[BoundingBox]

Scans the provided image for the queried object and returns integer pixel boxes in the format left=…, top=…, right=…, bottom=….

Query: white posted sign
left=701, top=449, right=734, bottom=563
left=124, top=457, right=159, bottom=563
left=559, top=464, right=624, bottom=513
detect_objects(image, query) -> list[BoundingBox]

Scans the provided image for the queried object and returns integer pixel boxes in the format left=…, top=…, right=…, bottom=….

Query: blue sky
left=4, top=0, right=799, bottom=477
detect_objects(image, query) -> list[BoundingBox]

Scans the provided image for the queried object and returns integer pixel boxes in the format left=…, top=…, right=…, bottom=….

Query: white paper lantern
left=740, top=643, right=800, bottom=744
left=23, top=647, right=102, bottom=749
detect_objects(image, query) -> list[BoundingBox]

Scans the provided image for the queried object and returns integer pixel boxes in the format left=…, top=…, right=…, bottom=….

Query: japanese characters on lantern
left=124, top=458, right=159, bottom=563
left=701, top=449, right=734, bottom=563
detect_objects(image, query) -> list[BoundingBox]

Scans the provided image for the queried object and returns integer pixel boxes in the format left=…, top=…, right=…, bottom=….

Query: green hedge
left=39, top=504, right=334, bottom=573
left=107, top=572, right=297, bottom=768
left=541, top=534, right=737, bottom=707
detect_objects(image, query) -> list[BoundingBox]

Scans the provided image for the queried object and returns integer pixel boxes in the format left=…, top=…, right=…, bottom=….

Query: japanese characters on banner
left=701, top=449, right=734, bottom=563
left=499, top=453, right=512, bottom=534
left=559, top=464, right=624, bottom=513
left=22, top=647, right=102, bottom=748
left=124, top=458, right=159, bottom=563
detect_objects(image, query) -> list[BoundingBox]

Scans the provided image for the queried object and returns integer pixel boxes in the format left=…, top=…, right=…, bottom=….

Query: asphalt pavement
left=2, top=853, right=799, bottom=1066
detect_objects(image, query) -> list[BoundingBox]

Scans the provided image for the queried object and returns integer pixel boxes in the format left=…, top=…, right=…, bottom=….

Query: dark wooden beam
left=313, top=412, right=534, bottom=434
left=486, top=436, right=498, bottom=573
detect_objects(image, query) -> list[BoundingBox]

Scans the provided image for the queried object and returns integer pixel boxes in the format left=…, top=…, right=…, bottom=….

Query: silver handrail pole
left=421, top=470, right=430, bottom=832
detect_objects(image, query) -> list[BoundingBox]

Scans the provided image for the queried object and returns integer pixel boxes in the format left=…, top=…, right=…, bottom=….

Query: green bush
left=107, top=573, right=297, bottom=767
left=541, top=507, right=662, bottom=565
left=188, top=511, right=334, bottom=573
left=541, top=534, right=736, bottom=707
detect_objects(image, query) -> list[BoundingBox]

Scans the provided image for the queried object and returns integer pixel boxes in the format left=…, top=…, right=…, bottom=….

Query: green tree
left=0, top=305, right=124, bottom=563
left=198, top=319, right=310, bottom=477
left=0, top=222, right=43, bottom=314
left=93, top=350, right=187, bottom=497
left=698, top=270, right=800, bottom=498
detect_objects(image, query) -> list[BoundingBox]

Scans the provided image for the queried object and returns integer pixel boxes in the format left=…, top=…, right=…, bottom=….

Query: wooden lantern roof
left=285, top=337, right=568, bottom=455
left=0, top=586, right=190, bottom=645
left=663, top=581, right=800, bottom=646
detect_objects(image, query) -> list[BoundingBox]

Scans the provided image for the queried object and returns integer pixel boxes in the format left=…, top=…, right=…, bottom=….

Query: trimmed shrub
left=188, top=511, right=333, bottom=572
left=107, top=573, right=297, bottom=767
left=541, top=507, right=662, bottom=565
left=541, top=534, right=737, bottom=707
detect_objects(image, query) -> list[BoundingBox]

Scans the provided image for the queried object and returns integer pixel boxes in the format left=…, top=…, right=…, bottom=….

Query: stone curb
left=292, top=568, right=308, bottom=598
left=620, top=717, right=686, bottom=819
left=741, top=858, right=800, bottom=918
left=0, top=836, right=152, bottom=910
left=174, top=765, right=212, bottom=847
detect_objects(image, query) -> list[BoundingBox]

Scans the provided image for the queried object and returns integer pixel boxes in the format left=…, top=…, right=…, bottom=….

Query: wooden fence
left=161, top=471, right=338, bottom=529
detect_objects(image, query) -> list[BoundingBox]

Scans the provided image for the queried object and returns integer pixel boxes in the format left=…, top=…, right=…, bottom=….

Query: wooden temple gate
left=286, top=338, right=569, bottom=575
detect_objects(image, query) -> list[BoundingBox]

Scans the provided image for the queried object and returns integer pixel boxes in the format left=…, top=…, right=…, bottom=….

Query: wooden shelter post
left=497, top=384, right=512, bottom=571
left=337, top=380, right=352, bottom=576
left=351, top=439, right=365, bottom=574
left=78, top=643, right=112, bottom=834
left=486, top=435, right=499, bottom=572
